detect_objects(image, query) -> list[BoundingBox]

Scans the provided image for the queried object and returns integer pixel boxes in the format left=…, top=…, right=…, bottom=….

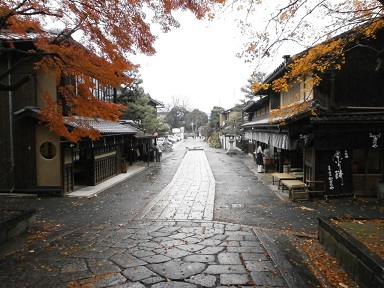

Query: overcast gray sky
left=133, top=11, right=257, bottom=114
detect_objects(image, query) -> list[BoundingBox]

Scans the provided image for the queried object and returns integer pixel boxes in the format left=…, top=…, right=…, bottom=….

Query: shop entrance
left=73, top=148, right=87, bottom=189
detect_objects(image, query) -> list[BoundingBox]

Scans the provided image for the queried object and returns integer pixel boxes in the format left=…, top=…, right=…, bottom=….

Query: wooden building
left=243, top=29, right=384, bottom=198
left=219, top=106, right=242, bottom=150
left=0, top=31, right=151, bottom=196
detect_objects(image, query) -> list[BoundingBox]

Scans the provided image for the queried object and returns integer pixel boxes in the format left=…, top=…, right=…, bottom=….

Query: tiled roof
left=149, top=97, right=164, bottom=107
left=65, top=117, right=138, bottom=134
left=242, top=115, right=271, bottom=127
left=243, top=96, right=269, bottom=113
left=14, top=107, right=140, bottom=135
left=310, top=112, right=384, bottom=123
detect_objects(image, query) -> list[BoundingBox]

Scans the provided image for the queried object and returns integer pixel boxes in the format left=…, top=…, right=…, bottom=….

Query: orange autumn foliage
left=1, top=0, right=225, bottom=141
left=241, top=1, right=384, bottom=100
left=238, top=0, right=384, bottom=66
left=247, top=9, right=384, bottom=122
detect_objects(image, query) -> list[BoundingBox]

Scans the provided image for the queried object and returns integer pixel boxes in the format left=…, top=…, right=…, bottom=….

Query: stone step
left=0, top=209, right=36, bottom=244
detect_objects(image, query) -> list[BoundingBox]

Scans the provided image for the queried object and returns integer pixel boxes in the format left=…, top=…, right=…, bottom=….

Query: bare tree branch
left=0, top=74, right=32, bottom=91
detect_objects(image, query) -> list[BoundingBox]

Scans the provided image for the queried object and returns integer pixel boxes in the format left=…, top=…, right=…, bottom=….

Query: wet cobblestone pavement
left=0, top=139, right=354, bottom=288
left=138, top=150, right=215, bottom=221
left=0, top=144, right=312, bottom=287
left=0, top=220, right=288, bottom=287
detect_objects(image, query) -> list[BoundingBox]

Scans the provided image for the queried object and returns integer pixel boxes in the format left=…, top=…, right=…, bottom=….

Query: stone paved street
left=5, top=220, right=286, bottom=287
left=138, top=150, right=215, bottom=221
left=0, top=142, right=304, bottom=287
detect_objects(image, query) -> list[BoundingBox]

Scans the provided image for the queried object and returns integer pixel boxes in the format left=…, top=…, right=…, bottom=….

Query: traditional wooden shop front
left=242, top=26, right=384, bottom=198
left=244, top=108, right=384, bottom=198
left=10, top=108, right=140, bottom=195
left=62, top=118, right=139, bottom=193
left=0, top=29, right=147, bottom=196
left=305, top=112, right=384, bottom=197
left=242, top=106, right=305, bottom=174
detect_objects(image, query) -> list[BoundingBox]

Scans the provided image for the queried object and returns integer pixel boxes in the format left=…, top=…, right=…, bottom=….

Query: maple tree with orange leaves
left=0, top=0, right=225, bottom=141
left=225, top=0, right=384, bottom=113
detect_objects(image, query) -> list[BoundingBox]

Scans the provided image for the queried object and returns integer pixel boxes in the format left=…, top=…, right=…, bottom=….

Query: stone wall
left=318, top=216, right=384, bottom=288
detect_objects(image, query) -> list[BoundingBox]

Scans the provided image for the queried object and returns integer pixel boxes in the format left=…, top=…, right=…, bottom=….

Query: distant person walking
left=154, top=143, right=161, bottom=162
left=255, top=145, right=264, bottom=173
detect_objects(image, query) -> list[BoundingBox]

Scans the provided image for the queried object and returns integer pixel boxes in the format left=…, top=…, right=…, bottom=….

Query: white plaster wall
left=36, top=70, right=57, bottom=107
left=35, top=125, right=61, bottom=186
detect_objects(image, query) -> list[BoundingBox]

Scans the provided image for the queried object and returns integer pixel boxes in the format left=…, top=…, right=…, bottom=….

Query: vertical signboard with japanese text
left=326, top=150, right=353, bottom=196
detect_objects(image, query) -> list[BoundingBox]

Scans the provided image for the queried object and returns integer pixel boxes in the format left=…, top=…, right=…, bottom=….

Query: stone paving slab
left=0, top=220, right=288, bottom=287
left=0, top=144, right=309, bottom=287
left=137, top=150, right=215, bottom=221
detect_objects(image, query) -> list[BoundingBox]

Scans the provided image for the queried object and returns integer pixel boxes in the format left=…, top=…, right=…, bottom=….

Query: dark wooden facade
left=243, top=30, right=384, bottom=198
left=0, top=39, right=39, bottom=192
left=0, top=36, right=146, bottom=196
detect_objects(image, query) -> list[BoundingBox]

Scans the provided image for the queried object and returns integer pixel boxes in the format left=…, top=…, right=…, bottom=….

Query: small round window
left=40, top=142, right=57, bottom=159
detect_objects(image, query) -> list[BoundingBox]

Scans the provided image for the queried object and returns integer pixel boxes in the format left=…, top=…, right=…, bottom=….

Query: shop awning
left=245, top=130, right=297, bottom=150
